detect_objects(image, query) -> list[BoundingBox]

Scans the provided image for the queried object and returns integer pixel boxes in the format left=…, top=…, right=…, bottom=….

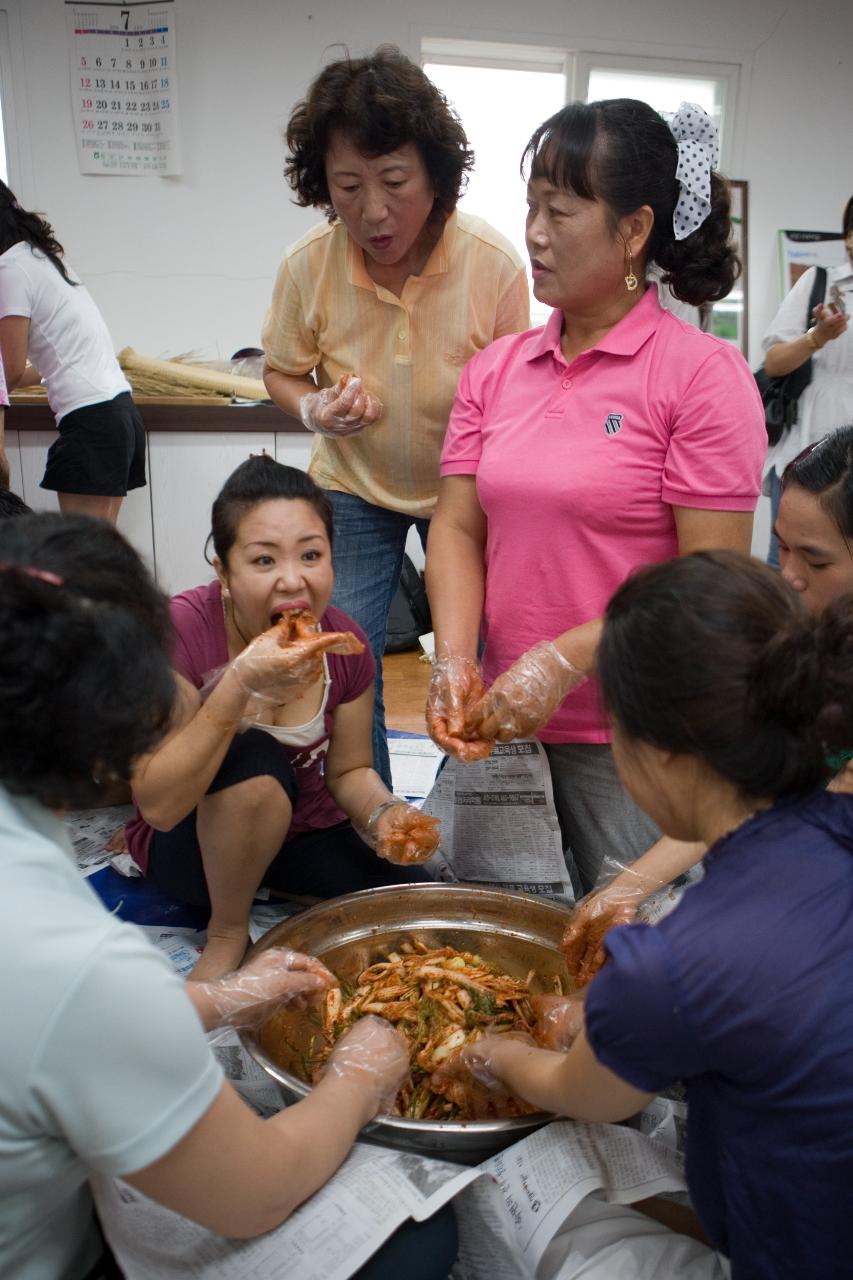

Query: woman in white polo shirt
left=0, top=180, right=145, bottom=523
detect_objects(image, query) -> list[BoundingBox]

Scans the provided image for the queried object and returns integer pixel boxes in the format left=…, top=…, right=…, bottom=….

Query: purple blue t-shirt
left=126, top=582, right=374, bottom=874
left=585, top=789, right=853, bottom=1277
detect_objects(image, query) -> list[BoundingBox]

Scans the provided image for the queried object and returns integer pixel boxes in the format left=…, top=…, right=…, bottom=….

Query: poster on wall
left=777, top=230, right=846, bottom=297
left=65, top=1, right=180, bottom=175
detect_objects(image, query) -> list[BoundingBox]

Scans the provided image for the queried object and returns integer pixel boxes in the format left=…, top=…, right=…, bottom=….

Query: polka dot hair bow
left=663, top=102, right=720, bottom=240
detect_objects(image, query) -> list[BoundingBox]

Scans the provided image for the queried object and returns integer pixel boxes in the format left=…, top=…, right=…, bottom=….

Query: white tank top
left=242, top=656, right=331, bottom=747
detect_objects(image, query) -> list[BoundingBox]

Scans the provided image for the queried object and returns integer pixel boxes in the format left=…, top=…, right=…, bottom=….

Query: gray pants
left=543, top=742, right=661, bottom=897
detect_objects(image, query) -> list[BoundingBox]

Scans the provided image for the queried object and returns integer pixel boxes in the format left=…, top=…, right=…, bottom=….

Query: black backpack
left=385, top=554, right=432, bottom=653
left=755, top=267, right=827, bottom=446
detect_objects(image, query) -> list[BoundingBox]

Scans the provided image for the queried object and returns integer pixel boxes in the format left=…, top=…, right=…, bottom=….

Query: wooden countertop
left=6, top=395, right=308, bottom=433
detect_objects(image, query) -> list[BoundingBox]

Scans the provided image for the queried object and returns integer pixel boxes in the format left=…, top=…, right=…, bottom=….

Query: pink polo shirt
left=440, top=290, right=766, bottom=742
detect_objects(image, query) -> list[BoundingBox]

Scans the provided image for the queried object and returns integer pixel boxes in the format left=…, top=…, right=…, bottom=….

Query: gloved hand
left=530, top=993, right=586, bottom=1050
left=199, top=947, right=336, bottom=1030
left=321, top=1014, right=410, bottom=1115
left=364, top=798, right=441, bottom=865
left=231, top=618, right=362, bottom=705
left=469, top=641, right=586, bottom=743
left=430, top=1031, right=536, bottom=1119
left=452, top=1030, right=536, bottom=1088
left=561, top=887, right=639, bottom=988
left=300, top=375, right=383, bottom=438
left=425, top=653, right=491, bottom=762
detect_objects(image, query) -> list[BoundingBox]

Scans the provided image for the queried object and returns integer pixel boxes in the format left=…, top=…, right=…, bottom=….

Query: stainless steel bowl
left=242, top=883, right=573, bottom=1164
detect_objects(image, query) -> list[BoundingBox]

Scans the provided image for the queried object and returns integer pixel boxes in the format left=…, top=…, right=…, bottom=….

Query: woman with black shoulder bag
left=763, top=195, right=853, bottom=566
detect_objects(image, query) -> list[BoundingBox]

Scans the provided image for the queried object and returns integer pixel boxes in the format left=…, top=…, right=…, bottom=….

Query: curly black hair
left=523, top=99, right=739, bottom=307
left=284, top=45, right=473, bottom=222
left=0, top=513, right=175, bottom=809
left=0, top=488, right=32, bottom=520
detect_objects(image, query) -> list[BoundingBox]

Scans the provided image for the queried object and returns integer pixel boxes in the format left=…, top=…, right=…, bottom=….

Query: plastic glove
left=364, top=798, right=441, bottom=865
left=300, top=374, right=383, bottom=438
left=469, top=641, right=586, bottom=744
left=561, top=888, right=639, bottom=988
left=425, top=653, right=491, bottom=762
left=321, top=1014, right=410, bottom=1116
left=231, top=615, right=363, bottom=705
left=530, top=993, right=585, bottom=1050
left=430, top=1031, right=537, bottom=1120
left=199, top=947, right=337, bottom=1030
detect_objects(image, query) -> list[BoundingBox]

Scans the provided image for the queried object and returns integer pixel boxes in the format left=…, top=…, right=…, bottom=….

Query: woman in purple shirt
left=436, top=550, right=853, bottom=1278
left=126, top=456, right=437, bottom=980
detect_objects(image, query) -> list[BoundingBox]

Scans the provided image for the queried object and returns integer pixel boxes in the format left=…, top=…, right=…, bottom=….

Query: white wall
left=2, top=0, right=852, bottom=369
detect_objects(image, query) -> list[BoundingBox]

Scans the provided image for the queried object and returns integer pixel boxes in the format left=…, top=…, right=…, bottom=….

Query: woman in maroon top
left=127, top=456, right=437, bottom=979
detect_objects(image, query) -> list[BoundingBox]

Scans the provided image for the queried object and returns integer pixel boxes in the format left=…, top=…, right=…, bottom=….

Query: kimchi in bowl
left=241, top=883, right=574, bottom=1162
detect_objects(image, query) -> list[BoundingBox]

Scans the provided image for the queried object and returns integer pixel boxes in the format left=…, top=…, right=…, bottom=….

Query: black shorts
left=41, top=391, right=146, bottom=496
left=146, top=727, right=429, bottom=909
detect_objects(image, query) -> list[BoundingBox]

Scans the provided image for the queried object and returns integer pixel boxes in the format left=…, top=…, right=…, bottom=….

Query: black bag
left=755, top=267, right=827, bottom=446
left=384, top=554, right=432, bottom=653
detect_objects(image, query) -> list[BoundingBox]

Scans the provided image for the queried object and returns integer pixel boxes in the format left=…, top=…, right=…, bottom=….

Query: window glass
left=424, top=61, right=565, bottom=324
left=586, top=68, right=722, bottom=131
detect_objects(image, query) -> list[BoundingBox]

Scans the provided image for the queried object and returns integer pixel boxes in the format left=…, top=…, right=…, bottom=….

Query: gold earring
left=624, top=243, right=638, bottom=292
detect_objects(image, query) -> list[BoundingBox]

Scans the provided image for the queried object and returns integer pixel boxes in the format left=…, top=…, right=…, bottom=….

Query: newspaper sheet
left=422, top=742, right=574, bottom=901
left=93, top=1035, right=699, bottom=1280
left=64, top=804, right=133, bottom=877
left=389, top=735, right=444, bottom=799
left=93, top=1139, right=479, bottom=1280
left=449, top=1120, right=689, bottom=1280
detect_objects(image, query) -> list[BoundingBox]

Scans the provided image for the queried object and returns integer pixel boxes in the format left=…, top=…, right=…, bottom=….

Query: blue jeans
left=767, top=468, right=783, bottom=570
left=327, top=491, right=430, bottom=787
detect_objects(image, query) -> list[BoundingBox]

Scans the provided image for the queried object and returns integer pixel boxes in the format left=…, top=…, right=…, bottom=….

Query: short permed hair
left=284, top=45, right=473, bottom=222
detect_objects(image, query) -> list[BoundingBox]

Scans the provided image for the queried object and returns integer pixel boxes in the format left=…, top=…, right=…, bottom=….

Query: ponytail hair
left=522, top=98, right=739, bottom=306
left=0, top=180, right=76, bottom=286
left=598, top=550, right=853, bottom=799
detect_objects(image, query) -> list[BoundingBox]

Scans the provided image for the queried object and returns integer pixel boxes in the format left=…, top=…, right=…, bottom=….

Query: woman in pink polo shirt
left=425, top=99, right=766, bottom=895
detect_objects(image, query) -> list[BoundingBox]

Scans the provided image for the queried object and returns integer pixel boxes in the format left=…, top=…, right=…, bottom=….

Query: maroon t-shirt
left=125, top=581, right=374, bottom=873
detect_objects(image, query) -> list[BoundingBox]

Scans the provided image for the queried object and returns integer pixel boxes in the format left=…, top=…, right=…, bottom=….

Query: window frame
left=421, top=37, right=741, bottom=173
left=574, top=50, right=740, bottom=170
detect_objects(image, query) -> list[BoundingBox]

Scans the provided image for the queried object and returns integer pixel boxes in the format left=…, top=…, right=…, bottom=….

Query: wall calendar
left=65, top=1, right=180, bottom=175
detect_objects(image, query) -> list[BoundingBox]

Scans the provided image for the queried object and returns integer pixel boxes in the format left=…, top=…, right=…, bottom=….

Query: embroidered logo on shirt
left=604, top=413, right=623, bottom=436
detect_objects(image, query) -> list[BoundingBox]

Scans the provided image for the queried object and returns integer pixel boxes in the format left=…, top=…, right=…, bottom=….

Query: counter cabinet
left=5, top=401, right=312, bottom=595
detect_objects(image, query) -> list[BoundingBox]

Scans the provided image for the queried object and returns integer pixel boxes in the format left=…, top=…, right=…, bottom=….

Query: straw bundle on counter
left=117, top=348, right=269, bottom=401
